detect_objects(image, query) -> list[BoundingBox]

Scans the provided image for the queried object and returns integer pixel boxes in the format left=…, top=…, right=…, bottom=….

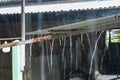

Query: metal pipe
left=0, top=37, right=21, bottom=41
left=0, top=35, right=52, bottom=49
left=21, top=0, right=26, bottom=80
left=21, top=0, right=25, bottom=41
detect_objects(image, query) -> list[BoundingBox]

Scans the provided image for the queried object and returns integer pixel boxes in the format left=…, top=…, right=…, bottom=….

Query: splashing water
left=88, top=30, right=104, bottom=80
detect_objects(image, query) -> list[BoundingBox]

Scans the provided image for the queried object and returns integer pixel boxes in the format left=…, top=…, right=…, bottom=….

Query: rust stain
left=32, top=35, right=52, bottom=43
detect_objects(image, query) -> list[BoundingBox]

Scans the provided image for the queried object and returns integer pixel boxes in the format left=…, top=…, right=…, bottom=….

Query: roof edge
left=0, top=0, right=120, bottom=14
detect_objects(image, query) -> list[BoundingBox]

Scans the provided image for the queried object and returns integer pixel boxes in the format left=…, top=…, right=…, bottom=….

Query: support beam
left=0, top=15, right=120, bottom=49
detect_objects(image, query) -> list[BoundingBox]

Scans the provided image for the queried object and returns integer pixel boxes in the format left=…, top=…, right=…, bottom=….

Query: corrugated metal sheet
left=0, top=0, right=120, bottom=14
left=25, top=14, right=120, bottom=36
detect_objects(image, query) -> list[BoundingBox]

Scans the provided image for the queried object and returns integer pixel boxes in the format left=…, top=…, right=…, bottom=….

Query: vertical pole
left=21, top=0, right=26, bottom=79
left=21, top=0, right=25, bottom=41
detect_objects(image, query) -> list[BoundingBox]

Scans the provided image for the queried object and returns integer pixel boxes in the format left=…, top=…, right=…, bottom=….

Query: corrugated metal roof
left=0, top=0, right=120, bottom=14
left=25, top=14, right=120, bottom=35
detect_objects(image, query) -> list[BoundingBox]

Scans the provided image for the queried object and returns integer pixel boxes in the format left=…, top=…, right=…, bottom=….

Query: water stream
left=88, top=30, right=104, bottom=80
left=50, top=39, right=55, bottom=79
left=75, top=37, right=79, bottom=70
left=29, top=35, right=34, bottom=80
left=70, top=34, right=73, bottom=74
left=29, top=43, right=32, bottom=80
left=62, top=37, right=66, bottom=79
left=1, top=1, right=120, bottom=80
left=45, top=40, right=51, bottom=80
left=29, top=30, right=106, bottom=80
left=40, top=41, right=45, bottom=80
left=100, top=46, right=107, bottom=72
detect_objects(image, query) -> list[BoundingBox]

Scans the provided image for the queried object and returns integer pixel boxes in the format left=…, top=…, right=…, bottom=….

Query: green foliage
left=116, top=33, right=120, bottom=42
left=110, top=33, right=120, bottom=43
left=106, top=33, right=120, bottom=44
